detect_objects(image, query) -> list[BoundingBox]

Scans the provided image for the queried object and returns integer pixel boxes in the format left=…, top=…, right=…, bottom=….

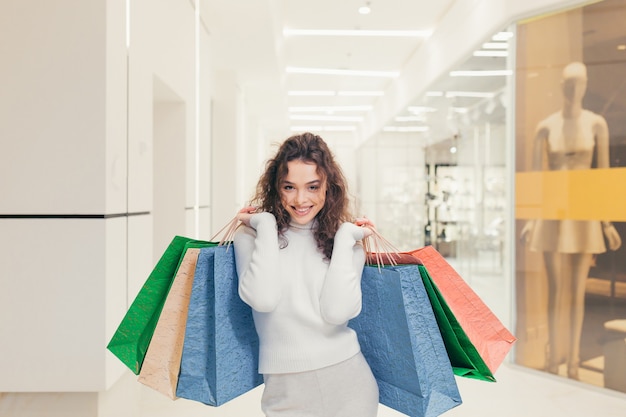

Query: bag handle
left=210, top=215, right=240, bottom=247
left=363, top=228, right=423, bottom=269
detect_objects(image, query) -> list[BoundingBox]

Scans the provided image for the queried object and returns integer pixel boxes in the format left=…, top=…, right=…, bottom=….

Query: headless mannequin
left=521, top=62, right=621, bottom=380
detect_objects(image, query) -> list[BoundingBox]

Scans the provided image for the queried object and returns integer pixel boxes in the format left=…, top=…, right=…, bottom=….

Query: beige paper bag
left=137, top=247, right=200, bottom=398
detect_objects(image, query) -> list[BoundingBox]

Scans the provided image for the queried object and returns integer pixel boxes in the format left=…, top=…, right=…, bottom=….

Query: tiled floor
left=98, top=363, right=626, bottom=417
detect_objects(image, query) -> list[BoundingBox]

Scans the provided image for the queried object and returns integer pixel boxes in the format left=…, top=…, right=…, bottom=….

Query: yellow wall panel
left=516, top=167, right=626, bottom=220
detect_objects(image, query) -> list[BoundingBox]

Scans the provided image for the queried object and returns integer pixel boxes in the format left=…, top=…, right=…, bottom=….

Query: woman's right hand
left=354, top=217, right=376, bottom=239
left=237, top=206, right=258, bottom=227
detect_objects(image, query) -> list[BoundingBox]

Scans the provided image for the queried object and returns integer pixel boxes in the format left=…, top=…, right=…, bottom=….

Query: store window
left=356, top=25, right=515, bottom=325
left=514, top=0, right=626, bottom=393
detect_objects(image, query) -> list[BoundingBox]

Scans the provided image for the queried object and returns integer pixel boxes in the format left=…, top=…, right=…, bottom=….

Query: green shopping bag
left=107, top=236, right=216, bottom=374
left=417, top=264, right=495, bottom=381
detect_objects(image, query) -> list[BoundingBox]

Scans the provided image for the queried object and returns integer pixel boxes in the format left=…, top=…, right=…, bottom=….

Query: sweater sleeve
left=319, top=222, right=367, bottom=325
left=233, top=212, right=281, bottom=312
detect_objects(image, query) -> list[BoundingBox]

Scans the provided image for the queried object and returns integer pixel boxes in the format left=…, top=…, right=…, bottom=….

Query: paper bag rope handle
left=210, top=215, right=240, bottom=247
left=363, top=228, right=423, bottom=269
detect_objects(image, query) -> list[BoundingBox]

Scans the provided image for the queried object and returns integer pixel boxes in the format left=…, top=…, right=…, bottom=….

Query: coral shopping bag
left=409, top=246, right=516, bottom=378
left=176, top=245, right=263, bottom=406
left=349, top=265, right=462, bottom=417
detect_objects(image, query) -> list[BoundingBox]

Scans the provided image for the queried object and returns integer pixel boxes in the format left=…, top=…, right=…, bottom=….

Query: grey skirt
left=261, top=352, right=379, bottom=417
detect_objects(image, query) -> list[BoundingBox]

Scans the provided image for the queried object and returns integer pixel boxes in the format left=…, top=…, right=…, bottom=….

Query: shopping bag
left=176, top=245, right=263, bottom=406
left=410, top=246, right=516, bottom=378
left=106, top=236, right=213, bottom=374
left=137, top=241, right=214, bottom=398
left=349, top=265, right=462, bottom=417
left=417, top=262, right=495, bottom=381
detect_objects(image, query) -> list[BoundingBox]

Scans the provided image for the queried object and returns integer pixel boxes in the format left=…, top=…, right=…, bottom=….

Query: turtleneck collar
left=288, top=218, right=317, bottom=231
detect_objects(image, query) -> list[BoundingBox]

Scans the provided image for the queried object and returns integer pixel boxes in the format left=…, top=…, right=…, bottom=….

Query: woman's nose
left=295, top=189, right=306, bottom=204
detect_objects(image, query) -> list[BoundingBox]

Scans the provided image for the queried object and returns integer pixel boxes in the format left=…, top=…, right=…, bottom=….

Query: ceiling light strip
left=337, top=91, right=384, bottom=96
left=473, top=50, right=508, bottom=57
left=394, top=116, right=425, bottom=122
left=290, top=115, right=364, bottom=122
left=445, top=91, right=496, bottom=98
left=383, top=126, right=429, bottom=132
left=288, top=105, right=372, bottom=112
left=286, top=66, right=399, bottom=78
left=283, top=29, right=431, bottom=38
left=290, top=126, right=357, bottom=132
left=288, top=91, right=336, bottom=96
left=492, top=31, right=514, bottom=41
left=287, top=90, right=384, bottom=97
left=482, top=42, right=509, bottom=49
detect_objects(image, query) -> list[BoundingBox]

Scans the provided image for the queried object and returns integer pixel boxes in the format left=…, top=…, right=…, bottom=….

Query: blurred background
left=1, top=0, right=626, bottom=416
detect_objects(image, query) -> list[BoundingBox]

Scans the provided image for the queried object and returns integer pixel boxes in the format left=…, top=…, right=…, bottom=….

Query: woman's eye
left=308, top=185, right=319, bottom=191
left=283, top=185, right=294, bottom=191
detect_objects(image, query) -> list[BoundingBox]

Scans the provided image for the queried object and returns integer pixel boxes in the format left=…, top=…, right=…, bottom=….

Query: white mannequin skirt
left=529, top=219, right=606, bottom=254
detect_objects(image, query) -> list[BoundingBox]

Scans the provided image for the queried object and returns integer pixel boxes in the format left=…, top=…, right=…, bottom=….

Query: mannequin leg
left=543, top=252, right=566, bottom=373
left=566, top=253, right=594, bottom=380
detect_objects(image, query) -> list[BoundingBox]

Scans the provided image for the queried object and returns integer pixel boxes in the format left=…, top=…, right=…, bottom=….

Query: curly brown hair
left=249, top=132, right=353, bottom=259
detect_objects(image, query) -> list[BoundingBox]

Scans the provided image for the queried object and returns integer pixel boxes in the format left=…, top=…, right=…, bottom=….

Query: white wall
left=0, top=0, right=213, bottom=411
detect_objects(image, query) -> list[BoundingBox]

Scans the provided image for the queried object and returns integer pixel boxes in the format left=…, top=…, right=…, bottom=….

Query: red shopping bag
left=408, top=246, right=516, bottom=375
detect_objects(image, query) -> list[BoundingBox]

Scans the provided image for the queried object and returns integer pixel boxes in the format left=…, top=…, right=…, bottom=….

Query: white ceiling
left=204, top=0, right=505, bottom=141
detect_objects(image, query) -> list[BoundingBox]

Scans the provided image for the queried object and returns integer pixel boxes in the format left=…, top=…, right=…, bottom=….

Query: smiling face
left=279, top=159, right=327, bottom=225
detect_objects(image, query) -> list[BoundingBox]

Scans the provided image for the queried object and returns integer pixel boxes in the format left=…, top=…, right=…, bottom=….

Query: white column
left=0, top=0, right=128, bottom=394
left=210, top=71, right=244, bottom=233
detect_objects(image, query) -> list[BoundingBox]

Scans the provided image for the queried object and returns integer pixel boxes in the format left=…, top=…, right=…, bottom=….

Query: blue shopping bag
left=176, top=245, right=263, bottom=405
left=349, top=265, right=462, bottom=417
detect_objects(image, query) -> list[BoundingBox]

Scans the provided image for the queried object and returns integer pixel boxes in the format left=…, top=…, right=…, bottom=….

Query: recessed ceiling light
left=359, top=2, right=371, bottom=14
left=283, top=29, right=431, bottom=38
left=618, top=44, right=626, bottom=51
left=286, top=66, right=399, bottom=78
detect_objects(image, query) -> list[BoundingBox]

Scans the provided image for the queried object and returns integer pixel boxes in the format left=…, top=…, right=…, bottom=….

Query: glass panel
left=514, top=0, right=626, bottom=393
left=356, top=24, right=514, bottom=328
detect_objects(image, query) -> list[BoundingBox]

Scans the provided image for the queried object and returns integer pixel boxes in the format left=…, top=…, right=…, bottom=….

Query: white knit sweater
left=233, top=212, right=367, bottom=374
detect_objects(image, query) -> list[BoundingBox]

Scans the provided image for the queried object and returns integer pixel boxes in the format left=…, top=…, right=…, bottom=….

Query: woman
left=233, top=132, right=379, bottom=416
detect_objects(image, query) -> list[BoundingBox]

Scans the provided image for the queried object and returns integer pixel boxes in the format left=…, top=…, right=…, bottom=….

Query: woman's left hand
left=354, top=217, right=375, bottom=239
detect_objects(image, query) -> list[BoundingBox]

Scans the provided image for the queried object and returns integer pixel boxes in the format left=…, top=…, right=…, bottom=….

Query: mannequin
left=521, top=62, right=621, bottom=380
